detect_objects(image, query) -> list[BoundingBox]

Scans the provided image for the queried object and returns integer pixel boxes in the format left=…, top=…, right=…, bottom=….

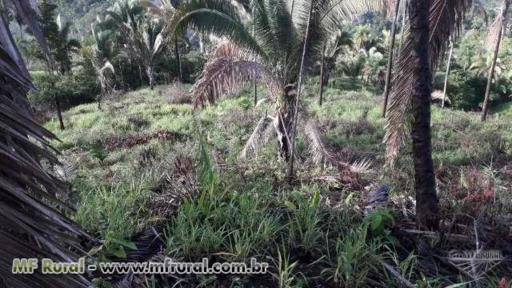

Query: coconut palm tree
left=105, top=0, right=165, bottom=89
left=191, top=0, right=387, bottom=177
left=0, top=0, right=93, bottom=286
left=143, top=0, right=263, bottom=84
left=192, top=0, right=326, bottom=159
left=384, top=0, right=472, bottom=229
left=318, top=29, right=353, bottom=105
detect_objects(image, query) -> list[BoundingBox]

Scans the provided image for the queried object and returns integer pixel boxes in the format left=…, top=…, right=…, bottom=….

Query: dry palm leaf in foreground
left=0, top=0, right=94, bottom=287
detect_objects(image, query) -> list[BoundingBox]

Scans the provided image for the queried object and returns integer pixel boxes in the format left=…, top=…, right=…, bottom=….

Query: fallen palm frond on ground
left=104, top=130, right=185, bottom=151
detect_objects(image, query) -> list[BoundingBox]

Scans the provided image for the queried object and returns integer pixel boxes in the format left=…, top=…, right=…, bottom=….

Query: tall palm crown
left=192, top=0, right=386, bottom=106
left=105, top=0, right=165, bottom=88
left=189, top=0, right=389, bottom=161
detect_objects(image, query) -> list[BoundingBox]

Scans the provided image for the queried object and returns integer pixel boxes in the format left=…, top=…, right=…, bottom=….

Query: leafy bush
left=446, top=70, right=487, bottom=111
left=29, top=66, right=99, bottom=110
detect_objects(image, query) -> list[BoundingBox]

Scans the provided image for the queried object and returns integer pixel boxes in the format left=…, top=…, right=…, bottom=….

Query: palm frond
left=192, top=42, right=282, bottom=107
left=304, top=118, right=330, bottom=166
left=0, top=1, right=94, bottom=286
left=384, top=0, right=471, bottom=165
left=167, top=0, right=265, bottom=57
left=239, top=113, right=274, bottom=160
left=485, top=1, right=507, bottom=53
left=349, top=158, right=374, bottom=173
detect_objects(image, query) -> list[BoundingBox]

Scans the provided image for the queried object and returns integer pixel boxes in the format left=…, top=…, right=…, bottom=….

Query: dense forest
left=1, top=0, right=512, bottom=287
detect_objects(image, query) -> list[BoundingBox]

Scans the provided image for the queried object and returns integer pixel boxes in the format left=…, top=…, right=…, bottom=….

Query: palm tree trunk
left=482, top=0, right=509, bottom=121
left=252, top=6, right=257, bottom=106
left=442, top=40, right=453, bottom=108
left=175, top=40, right=183, bottom=83
left=319, top=43, right=326, bottom=106
left=382, top=0, right=401, bottom=117
left=55, top=94, right=65, bottom=130
left=409, top=0, right=438, bottom=230
left=287, top=0, right=313, bottom=180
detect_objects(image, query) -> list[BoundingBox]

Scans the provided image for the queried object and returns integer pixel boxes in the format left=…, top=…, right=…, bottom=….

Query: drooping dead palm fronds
left=192, top=42, right=283, bottom=107
left=0, top=0, right=93, bottom=287
left=384, top=0, right=472, bottom=165
left=304, top=119, right=330, bottom=166
left=239, top=113, right=274, bottom=160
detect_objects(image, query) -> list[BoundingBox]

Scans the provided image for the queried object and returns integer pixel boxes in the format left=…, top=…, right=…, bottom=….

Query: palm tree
left=442, top=39, right=453, bottom=108
left=481, top=0, right=510, bottom=121
left=384, top=0, right=472, bottom=229
left=191, top=0, right=385, bottom=176
left=0, top=0, right=93, bottom=286
left=318, top=29, right=353, bottom=106
left=106, top=0, right=165, bottom=89
left=191, top=0, right=334, bottom=170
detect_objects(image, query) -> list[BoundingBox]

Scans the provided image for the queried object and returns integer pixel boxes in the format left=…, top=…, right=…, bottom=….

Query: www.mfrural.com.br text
left=12, top=257, right=269, bottom=275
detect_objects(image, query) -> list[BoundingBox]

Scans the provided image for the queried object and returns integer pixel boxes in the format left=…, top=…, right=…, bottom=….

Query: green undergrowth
left=44, top=83, right=512, bottom=287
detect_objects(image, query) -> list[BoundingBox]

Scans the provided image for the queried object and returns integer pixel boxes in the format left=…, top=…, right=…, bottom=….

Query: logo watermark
left=447, top=249, right=504, bottom=279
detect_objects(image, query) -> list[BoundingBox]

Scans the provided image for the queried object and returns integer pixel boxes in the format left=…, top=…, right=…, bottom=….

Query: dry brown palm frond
left=384, top=0, right=472, bottom=166
left=431, top=89, right=451, bottom=105
left=339, top=0, right=393, bottom=19
left=192, top=42, right=283, bottom=107
left=348, top=158, right=374, bottom=174
left=304, top=119, right=330, bottom=166
left=239, top=114, right=274, bottom=160
left=485, top=2, right=508, bottom=53
left=0, top=0, right=94, bottom=286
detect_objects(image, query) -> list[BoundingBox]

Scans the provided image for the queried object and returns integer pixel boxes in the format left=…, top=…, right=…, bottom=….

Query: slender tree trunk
left=442, top=40, right=453, bottom=108
left=482, top=0, right=509, bottom=121
left=253, top=81, right=258, bottom=106
left=55, top=94, right=65, bottom=130
left=409, top=0, right=438, bottom=230
left=252, top=6, right=257, bottom=106
left=175, top=40, right=183, bottom=83
left=287, top=0, right=313, bottom=180
left=319, top=43, right=326, bottom=106
left=382, top=0, right=401, bottom=117
left=97, top=94, right=102, bottom=110
left=146, top=65, right=155, bottom=90
left=138, top=65, right=144, bottom=85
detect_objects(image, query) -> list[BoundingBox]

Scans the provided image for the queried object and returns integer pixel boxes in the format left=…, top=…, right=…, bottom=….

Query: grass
left=44, top=81, right=512, bottom=287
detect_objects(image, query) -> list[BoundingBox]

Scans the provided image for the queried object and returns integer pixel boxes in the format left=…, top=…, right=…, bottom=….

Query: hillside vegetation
left=44, top=81, right=512, bottom=287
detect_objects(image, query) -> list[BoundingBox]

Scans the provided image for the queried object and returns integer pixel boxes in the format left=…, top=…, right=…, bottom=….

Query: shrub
left=447, top=70, right=486, bottom=111
left=29, top=66, right=99, bottom=111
